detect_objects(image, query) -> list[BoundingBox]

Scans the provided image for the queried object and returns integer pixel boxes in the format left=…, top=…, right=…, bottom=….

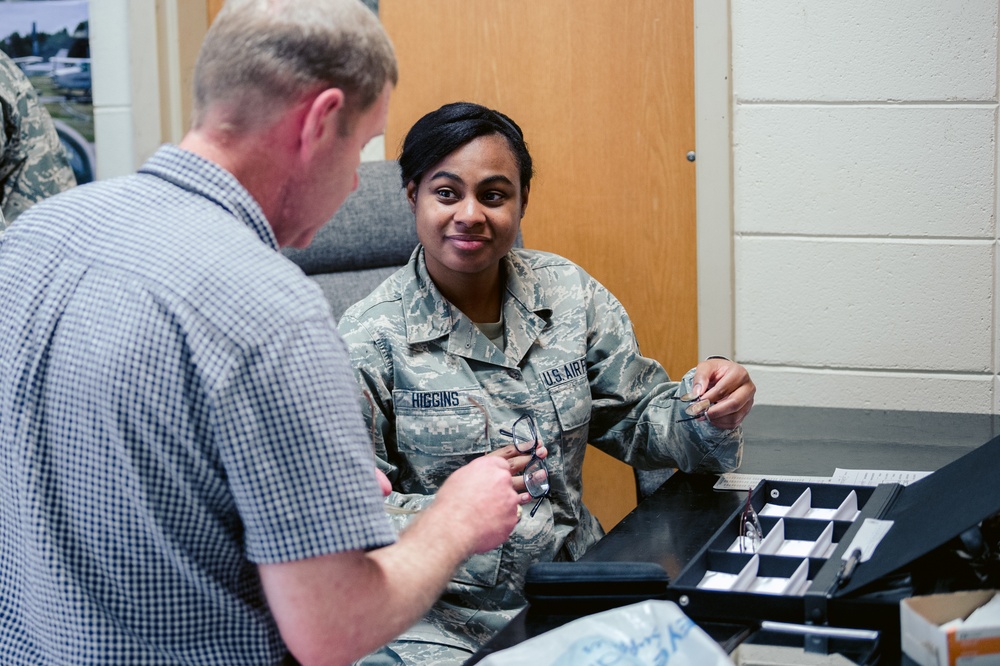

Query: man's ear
left=405, top=181, right=418, bottom=213
left=301, top=88, right=346, bottom=155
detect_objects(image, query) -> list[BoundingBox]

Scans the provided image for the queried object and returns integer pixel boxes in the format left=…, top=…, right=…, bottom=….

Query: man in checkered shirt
left=0, top=1, right=520, bottom=664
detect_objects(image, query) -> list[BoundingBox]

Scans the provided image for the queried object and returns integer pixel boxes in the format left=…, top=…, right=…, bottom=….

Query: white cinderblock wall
left=729, top=0, right=999, bottom=414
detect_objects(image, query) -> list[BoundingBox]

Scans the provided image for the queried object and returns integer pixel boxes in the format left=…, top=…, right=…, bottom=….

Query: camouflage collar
left=503, top=249, right=548, bottom=315
left=401, top=247, right=550, bottom=365
left=400, top=246, right=453, bottom=344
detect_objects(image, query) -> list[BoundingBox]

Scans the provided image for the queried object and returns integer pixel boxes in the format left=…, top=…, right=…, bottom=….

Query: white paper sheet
left=714, top=468, right=931, bottom=491
left=713, top=473, right=829, bottom=491
left=830, top=468, right=931, bottom=486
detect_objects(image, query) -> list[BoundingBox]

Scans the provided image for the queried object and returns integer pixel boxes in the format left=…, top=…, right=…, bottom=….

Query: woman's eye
left=435, top=188, right=457, bottom=200
left=482, top=191, right=505, bottom=203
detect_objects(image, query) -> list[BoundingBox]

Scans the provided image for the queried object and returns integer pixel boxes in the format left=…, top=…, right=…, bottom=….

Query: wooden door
left=381, top=0, right=697, bottom=529
left=206, top=0, right=224, bottom=22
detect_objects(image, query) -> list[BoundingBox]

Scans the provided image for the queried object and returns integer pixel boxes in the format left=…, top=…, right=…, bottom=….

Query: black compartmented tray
left=666, top=434, right=1000, bottom=645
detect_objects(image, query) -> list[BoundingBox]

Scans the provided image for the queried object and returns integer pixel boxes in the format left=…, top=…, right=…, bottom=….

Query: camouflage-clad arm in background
left=576, top=266, right=744, bottom=474
left=0, top=51, right=76, bottom=227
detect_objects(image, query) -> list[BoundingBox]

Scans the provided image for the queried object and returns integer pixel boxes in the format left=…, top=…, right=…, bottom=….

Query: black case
left=665, top=434, right=1000, bottom=653
left=524, top=561, right=670, bottom=615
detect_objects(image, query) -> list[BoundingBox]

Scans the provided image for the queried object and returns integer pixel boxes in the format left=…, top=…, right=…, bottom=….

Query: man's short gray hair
left=192, top=0, right=397, bottom=132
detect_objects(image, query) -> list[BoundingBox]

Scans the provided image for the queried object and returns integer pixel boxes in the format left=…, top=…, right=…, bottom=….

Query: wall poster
left=0, top=0, right=93, bottom=184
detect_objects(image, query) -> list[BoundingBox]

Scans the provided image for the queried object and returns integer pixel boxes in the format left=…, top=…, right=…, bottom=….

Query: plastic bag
left=477, top=600, right=734, bottom=666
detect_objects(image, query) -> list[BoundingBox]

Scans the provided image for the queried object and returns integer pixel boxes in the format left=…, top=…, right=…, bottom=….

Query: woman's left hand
left=488, top=443, right=548, bottom=503
left=688, top=358, right=756, bottom=430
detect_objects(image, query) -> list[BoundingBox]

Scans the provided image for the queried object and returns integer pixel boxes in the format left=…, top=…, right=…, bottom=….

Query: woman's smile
left=446, top=234, right=491, bottom=251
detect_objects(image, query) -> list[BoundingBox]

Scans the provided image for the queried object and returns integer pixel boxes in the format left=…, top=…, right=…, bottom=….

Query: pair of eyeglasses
left=468, top=397, right=550, bottom=518
left=499, top=413, right=550, bottom=518
left=739, top=487, right=763, bottom=554
left=669, top=392, right=712, bottom=423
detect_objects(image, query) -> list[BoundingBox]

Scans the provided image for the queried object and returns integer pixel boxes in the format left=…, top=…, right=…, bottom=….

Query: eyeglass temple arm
left=528, top=494, right=545, bottom=518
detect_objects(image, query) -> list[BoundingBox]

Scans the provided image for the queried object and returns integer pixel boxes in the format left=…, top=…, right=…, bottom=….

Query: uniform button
left=508, top=369, right=522, bottom=380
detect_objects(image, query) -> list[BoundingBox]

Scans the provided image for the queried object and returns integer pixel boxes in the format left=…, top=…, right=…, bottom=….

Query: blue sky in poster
left=0, top=1, right=88, bottom=39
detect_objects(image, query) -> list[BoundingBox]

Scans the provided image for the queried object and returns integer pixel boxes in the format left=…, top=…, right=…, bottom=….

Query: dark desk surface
left=467, top=405, right=1000, bottom=664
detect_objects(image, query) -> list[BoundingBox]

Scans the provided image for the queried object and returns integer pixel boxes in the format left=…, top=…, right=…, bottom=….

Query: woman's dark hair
left=398, top=102, right=533, bottom=190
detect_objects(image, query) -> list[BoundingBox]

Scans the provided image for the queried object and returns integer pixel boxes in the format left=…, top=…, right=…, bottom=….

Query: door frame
left=694, top=1, right=735, bottom=359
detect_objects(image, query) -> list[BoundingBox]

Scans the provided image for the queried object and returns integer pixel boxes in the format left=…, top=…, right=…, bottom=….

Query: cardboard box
left=900, top=589, right=1000, bottom=666
left=731, top=643, right=857, bottom=665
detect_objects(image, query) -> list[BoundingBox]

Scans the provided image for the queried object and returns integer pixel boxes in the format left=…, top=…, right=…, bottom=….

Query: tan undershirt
left=474, top=318, right=505, bottom=350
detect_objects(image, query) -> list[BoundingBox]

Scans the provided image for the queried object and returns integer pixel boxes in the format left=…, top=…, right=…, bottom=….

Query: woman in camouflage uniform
left=338, top=102, right=756, bottom=665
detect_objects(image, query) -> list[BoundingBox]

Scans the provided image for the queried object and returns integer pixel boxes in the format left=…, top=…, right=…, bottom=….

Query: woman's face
left=407, top=133, right=528, bottom=290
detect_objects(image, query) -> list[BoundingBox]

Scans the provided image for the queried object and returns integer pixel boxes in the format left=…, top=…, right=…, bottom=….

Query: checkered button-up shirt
left=0, top=145, right=394, bottom=664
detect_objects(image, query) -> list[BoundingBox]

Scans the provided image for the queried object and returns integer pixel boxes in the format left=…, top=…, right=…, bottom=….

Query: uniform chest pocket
left=392, top=388, right=489, bottom=492
left=393, top=388, right=499, bottom=587
left=542, top=364, right=592, bottom=432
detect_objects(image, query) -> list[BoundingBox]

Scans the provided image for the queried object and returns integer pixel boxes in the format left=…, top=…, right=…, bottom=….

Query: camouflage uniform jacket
left=0, top=52, right=76, bottom=228
left=338, top=246, right=743, bottom=652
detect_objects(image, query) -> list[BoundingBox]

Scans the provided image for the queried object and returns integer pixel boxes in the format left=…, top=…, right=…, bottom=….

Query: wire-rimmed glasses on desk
left=739, top=487, right=763, bottom=554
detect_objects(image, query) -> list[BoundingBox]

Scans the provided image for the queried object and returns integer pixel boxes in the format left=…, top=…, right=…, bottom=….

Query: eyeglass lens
left=510, top=414, right=537, bottom=454
left=523, top=458, right=549, bottom=498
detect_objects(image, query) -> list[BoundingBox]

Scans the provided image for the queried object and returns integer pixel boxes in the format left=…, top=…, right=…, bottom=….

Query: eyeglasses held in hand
left=739, top=487, right=763, bottom=554
left=465, top=397, right=552, bottom=519
left=500, top=414, right=550, bottom=518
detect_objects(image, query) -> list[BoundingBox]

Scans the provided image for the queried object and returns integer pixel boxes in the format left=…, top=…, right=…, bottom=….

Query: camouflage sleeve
left=582, top=275, right=743, bottom=474
left=338, top=313, right=434, bottom=533
left=0, top=55, right=76, bottom=223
